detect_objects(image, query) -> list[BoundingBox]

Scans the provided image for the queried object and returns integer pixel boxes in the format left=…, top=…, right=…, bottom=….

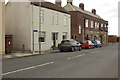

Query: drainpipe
left=39, top=0, right=41, bottom=54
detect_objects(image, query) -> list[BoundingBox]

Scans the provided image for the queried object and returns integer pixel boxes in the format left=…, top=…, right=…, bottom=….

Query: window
left=91, top=21, right=93, bottom=28
left=56, top=13, right=58, bottom=25
left=79, top=25, right=81, bottom=34
left=101, top=24, right=103, bottom=28
left=64, top=16, right=67, bottom=26
left=104, top=24, right=107, bottom=28
left=40, top=10, right=44, bottom=23
left=85, top=19, right=88, bottom=27
left=52, top=33, right=58, bottom=40
left=52, top=12, right=54, bottom=24
left=41, top=32, right=45, bottom=42
left=95, top=22, right=97, bottom=29
left=97, top=23, right=99, bottom=29
left=56, top=33, right=58, bottom=40
left=62, top=32, right=67, bottom=40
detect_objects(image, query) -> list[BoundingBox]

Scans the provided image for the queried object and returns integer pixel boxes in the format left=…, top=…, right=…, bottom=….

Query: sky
left=5, top=0, right=119, bottom=36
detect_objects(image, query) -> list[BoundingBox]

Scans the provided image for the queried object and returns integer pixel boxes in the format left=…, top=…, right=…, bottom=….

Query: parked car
left=92, top=40, right=102, bottom=48
left=58, top=39, right=82, bottom=52
left=80, top=40, right=94, bottom=49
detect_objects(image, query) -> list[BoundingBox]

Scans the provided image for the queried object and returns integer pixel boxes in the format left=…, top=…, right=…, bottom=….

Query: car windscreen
left=61, top=40, right=70, bottom=44
left=80, top=41, right=88, bottom=44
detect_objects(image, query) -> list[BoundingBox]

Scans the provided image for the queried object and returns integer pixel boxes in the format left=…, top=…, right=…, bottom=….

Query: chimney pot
left=67, top=0, right=73, bottom=5
left=92, top=9, right=96, bottom=15
left=79, top=3, right=84, bottom=10
left=55, top=0, right=62, bottom=7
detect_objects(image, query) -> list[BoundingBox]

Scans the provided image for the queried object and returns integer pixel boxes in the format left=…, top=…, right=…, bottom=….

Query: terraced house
left=64, top=0, right=108, bottom=44
left=5, top=0, right=71, bottom=52
left=0, top=0, right=5, bottom=54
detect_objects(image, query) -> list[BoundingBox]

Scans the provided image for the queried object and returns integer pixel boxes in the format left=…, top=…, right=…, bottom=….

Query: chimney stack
left=55, top=0, right=62, bottom=7
left=67, top=0, right=73, bottom=5
left=92, top=9, right=96, bottom=15
left=79, top=3, right=84, bottom=10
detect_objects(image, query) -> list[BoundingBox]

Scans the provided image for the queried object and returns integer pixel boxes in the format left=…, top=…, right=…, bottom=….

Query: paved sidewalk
left=2, top=50, right=59, bottom=60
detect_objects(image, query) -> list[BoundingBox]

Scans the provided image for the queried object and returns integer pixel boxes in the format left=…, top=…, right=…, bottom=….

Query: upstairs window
left=56, top=13, right=58, bottom=25
left=95, top=22, right=97, bottom=29
left=79, top=25, right=81, bottom=34
left=64, top=16, right=67, bottom=26
left=101, top=24, right=103, bottom=28
left=85, top=19, right=88, bottom=27
left=52, top=12, right=54, bottom=25
left=97, top=23, right=99, bottom=29
left=91, top=21, right=93, bottom=28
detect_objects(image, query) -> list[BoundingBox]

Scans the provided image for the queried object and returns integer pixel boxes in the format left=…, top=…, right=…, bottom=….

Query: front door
left=52, top=33, right=56, bottom=46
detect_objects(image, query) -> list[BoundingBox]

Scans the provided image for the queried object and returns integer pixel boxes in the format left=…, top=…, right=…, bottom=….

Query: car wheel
left=60, top=50, right=64, bottom=52
left=71, top=47, right=75, bottom=52
left=79, top=46, right=81, bottom=51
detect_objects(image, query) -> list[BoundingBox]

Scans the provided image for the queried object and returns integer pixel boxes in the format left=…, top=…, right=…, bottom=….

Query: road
left=2, top=43, right=118, bottom=78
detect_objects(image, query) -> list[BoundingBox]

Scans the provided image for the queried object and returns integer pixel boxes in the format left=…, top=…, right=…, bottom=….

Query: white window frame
left=101, top=24, right=103, bottom=28
left=41, top=32, right=46, bottom=42
left=95, top=22, right=97, bottom=29
left=85, top=19, right=88, bottom=27
left=104, top=24, right=107, bottom=28
left=52, top=12, right=54, bottom=25
left=62, top=32, right=67, bottom=40
left=91, top=21, right=93, bottom=28
left=97, top=23, right=99, bottom=29
left=79, top=25, right=81, bottom=34
left=56, top=13, right=58, bottom=25
left=64, top=15, right=67, bottom=26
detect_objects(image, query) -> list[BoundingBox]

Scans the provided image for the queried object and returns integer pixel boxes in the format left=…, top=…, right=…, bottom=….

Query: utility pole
left=39, top=0, right=41, bottom=54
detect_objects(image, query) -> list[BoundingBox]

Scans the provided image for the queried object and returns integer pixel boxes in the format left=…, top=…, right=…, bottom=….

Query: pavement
left=2, top=43, right=118, bottom=78
left=2, top=50, right=59, bottom=60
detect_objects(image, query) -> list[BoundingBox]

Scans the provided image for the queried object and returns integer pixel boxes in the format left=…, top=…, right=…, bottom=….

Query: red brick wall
left=108, top=35, right=117, bottom=43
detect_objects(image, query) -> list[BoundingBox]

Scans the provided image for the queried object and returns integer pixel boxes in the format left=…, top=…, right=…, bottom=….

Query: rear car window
left=61, top=40, right=70, bottom=44
left=81, top=41, right=88, bottom=44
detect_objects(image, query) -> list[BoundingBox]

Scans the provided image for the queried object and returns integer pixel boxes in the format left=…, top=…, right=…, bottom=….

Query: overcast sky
left=5, top=0, right=119, bottom=36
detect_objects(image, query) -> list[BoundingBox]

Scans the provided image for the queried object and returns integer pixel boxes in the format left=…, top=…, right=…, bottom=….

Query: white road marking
left=67, top=54, right=85, bottom=60
left=2, top=62, right=54, bottom=76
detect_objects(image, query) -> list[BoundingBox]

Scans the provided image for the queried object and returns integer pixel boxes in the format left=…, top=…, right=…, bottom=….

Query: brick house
left=108, top=35, right=117, bottom=43
left=64, top=0, right=108, bottom=44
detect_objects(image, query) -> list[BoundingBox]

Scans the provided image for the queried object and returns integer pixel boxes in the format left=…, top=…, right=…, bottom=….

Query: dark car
left=92, top=40, right=102, bottom=48
left=80, top=40, right=94, bottom=49
left=58, top=39, right=82, bottom=52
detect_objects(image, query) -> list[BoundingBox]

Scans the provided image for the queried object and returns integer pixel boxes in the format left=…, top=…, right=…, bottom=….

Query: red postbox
left=5, top=35, right=13, bottom=54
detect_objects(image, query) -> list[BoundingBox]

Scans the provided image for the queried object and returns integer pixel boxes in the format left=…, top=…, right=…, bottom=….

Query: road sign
left=33, top=30, right=38, bottom=32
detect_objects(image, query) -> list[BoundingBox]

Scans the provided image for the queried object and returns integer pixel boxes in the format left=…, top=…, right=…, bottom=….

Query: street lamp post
left=39, top=0, right=41, bottom=54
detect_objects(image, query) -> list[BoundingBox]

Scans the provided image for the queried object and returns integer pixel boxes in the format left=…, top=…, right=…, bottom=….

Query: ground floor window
left=63, top=32, right=67, bottom=40
left=94, top=35, right=98, bottom=40
left=41, top=32, right=46, bottom=42
left=52, top=33, right=58, bottom=40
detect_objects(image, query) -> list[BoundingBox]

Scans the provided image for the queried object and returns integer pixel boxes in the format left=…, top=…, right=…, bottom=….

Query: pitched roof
left=64, top=3, right=104, bottom=20
left=31, top=1, right=70, bottom=14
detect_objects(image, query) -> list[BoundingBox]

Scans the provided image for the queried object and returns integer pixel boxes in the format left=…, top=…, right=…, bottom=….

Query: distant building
left=0, top=0, right=5, bottom=54
left=5, top=1, right=71, bottom=52
left=108, top=35, right=117, bottom=43
left=64, top=0, right=108, bottom=44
